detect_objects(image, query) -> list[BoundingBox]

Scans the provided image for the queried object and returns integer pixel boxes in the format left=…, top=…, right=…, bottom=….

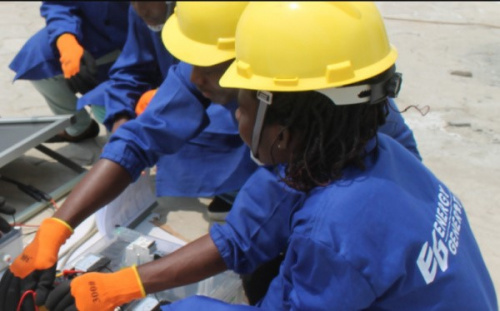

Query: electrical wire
left=4, top=190, right=60, bottom=235
left=55, top=269, right=85, bottom=278
left=0, top=175, right=52, bottom=203
left=17, top=290, right=38, bottom=311
left=49, top=199, right=59, bottom=211
left=4, top=189, right=97, bottom=271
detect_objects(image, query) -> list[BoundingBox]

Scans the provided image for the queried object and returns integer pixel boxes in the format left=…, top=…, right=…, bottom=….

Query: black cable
left=0, top=174, right=52, bottom=202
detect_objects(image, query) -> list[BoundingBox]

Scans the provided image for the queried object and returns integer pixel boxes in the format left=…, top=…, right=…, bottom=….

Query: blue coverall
left=9, top=1, right=129, bottom=81
left=101, top=61, right=421, bottom=198
left=77, top=5, right=178, bottom=130
left=161, top=134, right=496, bottom=310
left=9, top=1, right=129, bottom=135
left=100, top=62, right=256, bottom=197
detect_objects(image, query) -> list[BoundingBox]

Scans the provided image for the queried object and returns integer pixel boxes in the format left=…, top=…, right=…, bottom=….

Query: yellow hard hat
left=220, top=2, right=398, bottom=92
left=162, top=1, right=249, bottom=66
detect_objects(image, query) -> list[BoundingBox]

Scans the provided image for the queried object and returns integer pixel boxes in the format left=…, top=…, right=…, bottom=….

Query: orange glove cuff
left=72, top=265, right=146, bottom=311
left=56, top=33, right=84, bottom=78
left=10, top=217, right=73, bottom=278
left=135, top=89, right=158, bottom=116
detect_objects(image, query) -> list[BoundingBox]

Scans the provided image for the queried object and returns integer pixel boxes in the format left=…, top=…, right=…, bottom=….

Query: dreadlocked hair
left=264, top=90, right=389, bottom=192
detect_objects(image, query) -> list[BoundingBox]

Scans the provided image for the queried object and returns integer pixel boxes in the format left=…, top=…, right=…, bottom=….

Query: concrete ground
left=0, top=1, right=499, bottom=302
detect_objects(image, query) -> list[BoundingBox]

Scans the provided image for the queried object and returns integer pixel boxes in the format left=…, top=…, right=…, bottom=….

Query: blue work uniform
left=100, top=62, right=257, bottom=197
left=78, top=5, right=178, bottom=130
left=9, top=1, right=129, bottom=82
left=189, top=133, right=496, bottom=310
left=101, top=61, right=422, bottom=198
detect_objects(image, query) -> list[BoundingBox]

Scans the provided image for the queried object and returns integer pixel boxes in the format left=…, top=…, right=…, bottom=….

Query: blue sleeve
left=210, top=166, right=306, bottom=274
left=260, top=235, right=375, bottom=310
left=40, top=1, right=81, bottom=47
left=100, top=63, right=210, bottom=181
left=78, top=6, right=166, bottom=130
left=161, top=296, right=261, bottom=311
left=380, top=98, right=422, bottom=161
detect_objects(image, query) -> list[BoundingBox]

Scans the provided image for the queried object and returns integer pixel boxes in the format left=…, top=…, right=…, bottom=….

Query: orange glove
left=135, top=89, right=158, bottom=116
left=56, top=33, right=84, bottom=78
left=46, top=266, right=146, bottom=311
left=0, top=217, right=73, bottom=309
left=11, top=217, right=73, bottom=278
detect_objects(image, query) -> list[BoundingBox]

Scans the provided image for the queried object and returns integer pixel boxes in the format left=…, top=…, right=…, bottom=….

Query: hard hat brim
left=220, top=46, right=398, bottom=92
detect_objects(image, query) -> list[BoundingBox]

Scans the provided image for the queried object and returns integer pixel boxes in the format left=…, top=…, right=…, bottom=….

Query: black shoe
left=46, top=119, right=100, bottom=143
left=207, top=196, right=232, bottom=221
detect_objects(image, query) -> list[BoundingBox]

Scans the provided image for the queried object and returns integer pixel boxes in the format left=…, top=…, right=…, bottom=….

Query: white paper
left=96, top=169, right=156, bottom=239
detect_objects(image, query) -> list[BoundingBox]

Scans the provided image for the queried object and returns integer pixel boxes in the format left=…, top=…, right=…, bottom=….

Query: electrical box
left=65, top=227, right=247, bottom=307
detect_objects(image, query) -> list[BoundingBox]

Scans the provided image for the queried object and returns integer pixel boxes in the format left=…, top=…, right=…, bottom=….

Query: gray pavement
left=0, top=1, right=499, bottom=301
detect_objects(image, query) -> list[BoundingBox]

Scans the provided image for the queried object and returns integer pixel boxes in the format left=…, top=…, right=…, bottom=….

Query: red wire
left=17, top=290, right=38, bottom=311
left=9, top=200, right=58, bottom=228
left=63, top=269, right=85, bottom=276
left=49, top=199, right=59, bottom=211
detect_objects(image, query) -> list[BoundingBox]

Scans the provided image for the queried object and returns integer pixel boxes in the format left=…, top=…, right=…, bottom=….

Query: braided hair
left=263, top=69, right=395, bottom=192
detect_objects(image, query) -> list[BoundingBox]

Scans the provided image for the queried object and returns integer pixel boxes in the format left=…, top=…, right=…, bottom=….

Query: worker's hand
left=45, top=266, right=146, bottom=311
left=66, top=51, right=99, bottom=95
left=0, top=218, right=73, bottom=310
left=56, top=33, right=85, bottom=78
left=135, top=89, right=158, bottom=116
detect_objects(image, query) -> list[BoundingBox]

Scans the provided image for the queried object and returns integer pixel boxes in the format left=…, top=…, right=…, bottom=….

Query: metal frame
left=0, top=115, right=75, bottom=168
left=0, top=115, right=88, bottom=223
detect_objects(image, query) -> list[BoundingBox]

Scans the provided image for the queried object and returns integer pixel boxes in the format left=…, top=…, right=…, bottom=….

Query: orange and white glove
left=0, top=217, right=73, bottom=309
left=135, top=89, right=158, bottom=116
left=56, top=33, right=84, bottom=78
left=45, top=266, right=146, bottom=311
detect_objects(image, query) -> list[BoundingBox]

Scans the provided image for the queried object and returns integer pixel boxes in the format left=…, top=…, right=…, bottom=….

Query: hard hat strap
left=251, top=91, right=273, bottom=157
